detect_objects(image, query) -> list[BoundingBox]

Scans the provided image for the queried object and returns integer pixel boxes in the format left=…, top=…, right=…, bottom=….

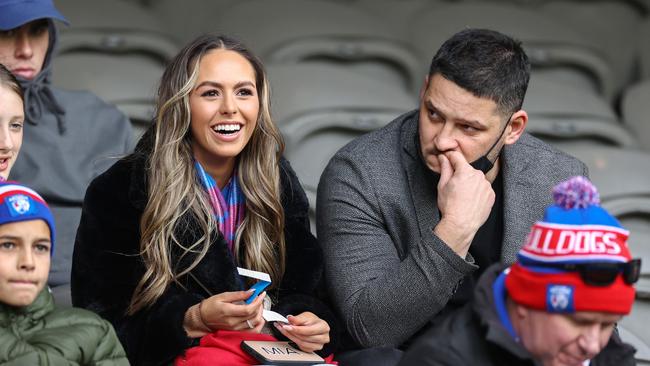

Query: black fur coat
left=71, top=137, right=339, bottom=366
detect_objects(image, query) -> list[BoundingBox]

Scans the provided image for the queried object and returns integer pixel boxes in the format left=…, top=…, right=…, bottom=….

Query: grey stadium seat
left=458, top=0, right=642, bottom=97
left=462, top=0, right=649, bottom=15
left=211, top=0, right=422, bottom=92
left=539, top=0, right=642, bottom=100
left=406, top=2, right=616, bottom=100
left=54, top=0, right=175, bottom=136
left=55, top=0, right=179, bottom=63
left=633, top=0, right=650, bottom=12
left=267, top=63, right=416, bottom=232
left=640, top=17, right=650, bottom=79
left=52, top=53, right=162, bottom=140
left=523, top=74, right=638, bottom=148
left=150, top=0, right=239, bottom=44
left=353, top=0, right=440, bottom=35
left=622, top=80, right=650, bottom=152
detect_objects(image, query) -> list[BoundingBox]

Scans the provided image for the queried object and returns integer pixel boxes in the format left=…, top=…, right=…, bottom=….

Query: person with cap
left=398, top=176, right=639, bottom=366
left=0, top=0, right=133, bottom=289
left=0, top=181, right=128, bottom=365
left=317, top=28, right=587, bottom=363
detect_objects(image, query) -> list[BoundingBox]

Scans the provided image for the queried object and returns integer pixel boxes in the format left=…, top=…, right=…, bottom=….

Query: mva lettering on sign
left=242, top=340, right=325, bottom=363
left=261, top=346, right=302, bottom=355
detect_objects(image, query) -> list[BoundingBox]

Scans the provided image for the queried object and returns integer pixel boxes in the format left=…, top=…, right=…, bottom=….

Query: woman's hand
left=200, top=290, right=266, bottom=332
left=274, top=312, right=330, bottom=352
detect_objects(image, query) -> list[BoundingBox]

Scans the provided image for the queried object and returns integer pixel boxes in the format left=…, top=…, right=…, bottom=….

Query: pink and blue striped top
left=195, top=161, right=246, bottom=254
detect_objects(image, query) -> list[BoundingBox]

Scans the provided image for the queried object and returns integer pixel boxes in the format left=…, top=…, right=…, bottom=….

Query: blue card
left=237, top=267, right=272, bottom=304
left=245, top=280, right=271, bottom=304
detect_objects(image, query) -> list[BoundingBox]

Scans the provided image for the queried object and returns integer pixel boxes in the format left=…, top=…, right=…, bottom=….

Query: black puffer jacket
left=71, top=133, right=339, bottom=366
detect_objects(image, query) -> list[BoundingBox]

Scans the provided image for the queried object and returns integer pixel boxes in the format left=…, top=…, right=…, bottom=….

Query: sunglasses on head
left=529, top=259, right=642, bottom=287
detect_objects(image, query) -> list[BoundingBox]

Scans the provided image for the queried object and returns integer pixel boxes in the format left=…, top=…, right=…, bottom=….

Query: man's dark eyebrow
left=425, top=100, right=447, bottom=120
left=425, top=100, right=487, bottom=128
left=463, top=118, right=488, bottom=129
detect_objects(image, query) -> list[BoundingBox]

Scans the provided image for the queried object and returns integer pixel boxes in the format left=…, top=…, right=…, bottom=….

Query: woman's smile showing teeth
left=213, top=123, right=242, bottom=135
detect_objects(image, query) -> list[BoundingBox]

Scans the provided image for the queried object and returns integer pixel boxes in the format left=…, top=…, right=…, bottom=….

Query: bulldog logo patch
left=6, top=194, right=35, bottom=217
left=547, top=284, right=575, bottom=313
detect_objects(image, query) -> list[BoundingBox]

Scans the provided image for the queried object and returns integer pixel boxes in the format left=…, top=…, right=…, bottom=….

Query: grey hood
left=17, top=20, right=66, bottom=134
left=10, top=20, right=133, bottom=286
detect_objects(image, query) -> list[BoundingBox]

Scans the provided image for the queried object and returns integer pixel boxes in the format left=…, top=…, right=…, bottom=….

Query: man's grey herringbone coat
left=316, top=110, right=588, bottom=349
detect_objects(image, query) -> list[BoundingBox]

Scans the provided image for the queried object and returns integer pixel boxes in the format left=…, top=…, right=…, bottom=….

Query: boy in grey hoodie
left=0, top=0, right=133, bottom=290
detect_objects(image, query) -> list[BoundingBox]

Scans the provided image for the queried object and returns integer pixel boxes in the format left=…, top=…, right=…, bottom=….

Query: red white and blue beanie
left=505, top=176, right=635, bottom=315
left=0, top=182, right=56, bottom=255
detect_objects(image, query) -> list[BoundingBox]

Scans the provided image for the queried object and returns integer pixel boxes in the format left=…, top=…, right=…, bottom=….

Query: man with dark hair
left=317, top=28, right=587, bottom=360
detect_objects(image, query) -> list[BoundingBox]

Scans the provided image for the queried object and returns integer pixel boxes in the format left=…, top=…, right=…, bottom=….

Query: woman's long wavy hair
left=127, top=35, right=286, bottom=314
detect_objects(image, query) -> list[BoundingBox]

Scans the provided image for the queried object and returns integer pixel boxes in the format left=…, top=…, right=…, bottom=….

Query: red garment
left=175, top=330, right=337, bottom=366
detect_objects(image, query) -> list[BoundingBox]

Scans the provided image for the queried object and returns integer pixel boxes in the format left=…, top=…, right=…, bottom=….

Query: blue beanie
left=0, top=0, right=68, bottom=31
left=517, top=176, right=630, bottom=266
left=506, top=176, right=636, bottom=315
left=0, top=182, right=56, bottom=255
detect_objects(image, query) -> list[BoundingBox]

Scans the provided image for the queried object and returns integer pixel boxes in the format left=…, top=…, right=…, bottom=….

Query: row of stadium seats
left=51, top=0, right=650, bottom=146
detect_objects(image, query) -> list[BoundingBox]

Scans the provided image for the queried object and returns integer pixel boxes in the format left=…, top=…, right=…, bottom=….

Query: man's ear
left=419, top=74, right=430, bottom=100
left=504, top=110, right=528, bottom=146
left=515, top=302, right=529, bottom=319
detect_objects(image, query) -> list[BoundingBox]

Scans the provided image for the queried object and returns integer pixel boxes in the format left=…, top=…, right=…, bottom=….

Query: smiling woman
left=189, top=49, right=260, bottom=188
left=0, top=63, right=23, bottom=181
left=71, top=35, right=338, bottom=366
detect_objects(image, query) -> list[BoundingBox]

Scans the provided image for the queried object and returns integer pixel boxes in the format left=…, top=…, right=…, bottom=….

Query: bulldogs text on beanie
left=505, top=176, right=638, bottom=315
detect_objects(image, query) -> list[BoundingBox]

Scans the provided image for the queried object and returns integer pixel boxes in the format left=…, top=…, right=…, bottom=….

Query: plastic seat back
left=407, top=3, right=616, bottom=100
left=52, top=53, right=162, bottom=140
left=211, top=0, right=422, bottom=91
left=267, top=63, right=415, bottom=229
left=524, top=74, right=638, bottom=148
left=56, top=0, right=179, bottom=63
left=622, top=80, right=650, bottom=152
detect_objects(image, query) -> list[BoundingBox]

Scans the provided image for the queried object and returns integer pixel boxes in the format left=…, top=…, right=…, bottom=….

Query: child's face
left=0, top=84, right=25, bottom=180
left=0, top=220, right=51, bottom=307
